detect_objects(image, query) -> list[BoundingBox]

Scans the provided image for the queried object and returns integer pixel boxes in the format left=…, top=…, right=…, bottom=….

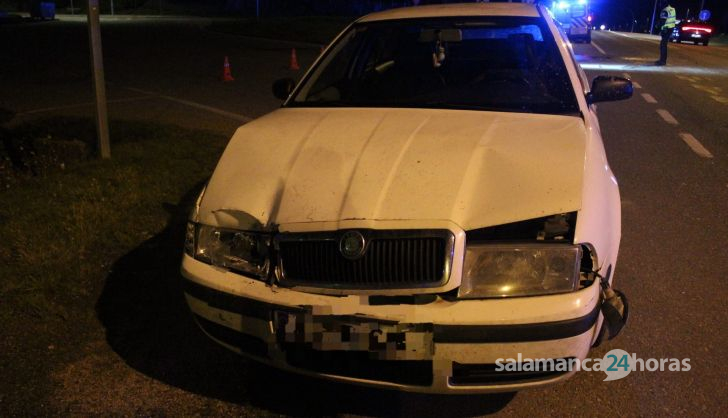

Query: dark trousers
left=659, top=29, right=670, bottom=63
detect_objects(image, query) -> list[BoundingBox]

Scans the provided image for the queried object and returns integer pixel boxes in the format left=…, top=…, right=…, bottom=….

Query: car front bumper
left=181, top=254, right=602, bottom=394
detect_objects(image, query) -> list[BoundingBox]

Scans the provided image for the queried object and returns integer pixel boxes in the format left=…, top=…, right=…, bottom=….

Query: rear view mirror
left=272, top=78, right=296, bottom=101
left=418, top=28, right=463, bottom=42
left=587, top=76, right=633, bottom=104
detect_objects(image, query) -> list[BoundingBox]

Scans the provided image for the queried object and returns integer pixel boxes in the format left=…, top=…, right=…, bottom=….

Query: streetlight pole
left=87, top=0, right=111, bottom=159
left=650, top=0, right=658, bottom=35
left=623, top=6, right=636, bottom=33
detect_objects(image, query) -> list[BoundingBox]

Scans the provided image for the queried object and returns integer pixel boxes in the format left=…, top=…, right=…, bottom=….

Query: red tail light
left=682, top=26, right=712, bottom=33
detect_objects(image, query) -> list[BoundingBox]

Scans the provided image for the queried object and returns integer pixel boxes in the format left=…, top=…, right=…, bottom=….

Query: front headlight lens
left=458, top=244, right=581, bottom=298
left=189, top=223, right=270, bottom=279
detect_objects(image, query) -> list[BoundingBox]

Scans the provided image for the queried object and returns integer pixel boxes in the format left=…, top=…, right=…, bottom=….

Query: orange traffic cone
left=289, top=48, right=300, bottom=71
left=222, top=56, right=234, bottom=82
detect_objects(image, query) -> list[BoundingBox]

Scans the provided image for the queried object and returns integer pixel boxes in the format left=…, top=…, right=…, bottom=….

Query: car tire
left=703, top=41, right=709, bottom=46
left=592, top=317, right=608, bottom=347
left=676, top=38, right=681, bottom=43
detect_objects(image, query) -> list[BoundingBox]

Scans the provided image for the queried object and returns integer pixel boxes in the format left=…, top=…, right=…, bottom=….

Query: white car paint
left=201, top=109, right=586, bottom=231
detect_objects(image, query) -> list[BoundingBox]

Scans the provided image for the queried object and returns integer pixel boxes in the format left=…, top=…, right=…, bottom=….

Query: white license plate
left=274, top=311, right=434, bottom=360
left=691, top=33, right=702, bottom=38
left=571, top=27, right=587, bottom=35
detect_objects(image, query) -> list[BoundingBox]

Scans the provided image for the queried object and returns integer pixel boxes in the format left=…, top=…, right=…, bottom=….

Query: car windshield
left=289, top=16, right=580, bottom=115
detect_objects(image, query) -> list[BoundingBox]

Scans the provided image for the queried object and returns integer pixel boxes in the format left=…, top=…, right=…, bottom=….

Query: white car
left=181, top=2, right=630, bottom=393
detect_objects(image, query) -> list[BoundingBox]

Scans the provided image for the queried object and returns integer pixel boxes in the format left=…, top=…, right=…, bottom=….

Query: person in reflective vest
left=655, top=0, right=676, bottom=66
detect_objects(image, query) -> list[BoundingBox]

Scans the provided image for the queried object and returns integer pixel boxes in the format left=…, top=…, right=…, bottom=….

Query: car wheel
left=703, top=41, right=709, bottom=46
left=676, top=38, right=681, bottom=43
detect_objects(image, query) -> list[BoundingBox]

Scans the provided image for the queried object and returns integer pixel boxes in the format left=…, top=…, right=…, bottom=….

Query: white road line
left=592, top=42, right=606, bottom=55
left=622, top=72, right=642, bottom=89
left=656, top=109, right=679, bottom=125
left=580, top=63, right=728, bottom=76
left=641, top=93, right=657, bottom=103
left=124, top=87, right=253, bottom=122
left=691, top=84, right=721, bottom=95
left=16, top=97, right=152, bottom=115
left=679, top=133, right=714, bottom=158
left=676, top=75, right=698, bottom=82
left=610, top=31, right=660, bottom=44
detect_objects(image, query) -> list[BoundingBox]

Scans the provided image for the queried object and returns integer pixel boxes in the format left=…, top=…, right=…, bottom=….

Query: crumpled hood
left=199, top=107, right=586, bottom=231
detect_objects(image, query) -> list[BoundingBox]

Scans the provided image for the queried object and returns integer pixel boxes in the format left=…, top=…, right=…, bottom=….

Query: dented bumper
left=181, top=254, right=601, bottom=393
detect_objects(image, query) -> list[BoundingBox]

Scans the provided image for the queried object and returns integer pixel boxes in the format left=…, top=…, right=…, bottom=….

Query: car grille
left=275, top=230, right=454, bottom=289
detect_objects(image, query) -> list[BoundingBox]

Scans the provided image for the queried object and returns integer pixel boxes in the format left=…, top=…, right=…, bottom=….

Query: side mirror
left=272, top=78, right=296, bottom=101
left=586, top=76, right=633, bottom=105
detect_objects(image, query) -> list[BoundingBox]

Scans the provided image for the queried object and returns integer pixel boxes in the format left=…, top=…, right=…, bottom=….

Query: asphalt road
left=2, top=18, right=728, bottom=416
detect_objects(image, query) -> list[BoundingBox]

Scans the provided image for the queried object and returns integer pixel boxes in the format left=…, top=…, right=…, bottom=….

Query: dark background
left=590, top=0, right=728, bottom=33
left=5, top=0, right=728, bottom=33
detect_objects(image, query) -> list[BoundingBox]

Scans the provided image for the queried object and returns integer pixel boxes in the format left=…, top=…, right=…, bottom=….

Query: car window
left=553, top=22, right=588, bottom=95
left=291, top=17, right=580, bottom=115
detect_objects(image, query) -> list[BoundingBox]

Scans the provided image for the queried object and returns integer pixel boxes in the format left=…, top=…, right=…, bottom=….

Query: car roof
left=358, top=3, right=541, bottom=23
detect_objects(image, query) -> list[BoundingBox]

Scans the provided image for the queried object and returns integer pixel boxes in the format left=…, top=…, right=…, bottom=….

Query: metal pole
left=623, top=7, right=636, bottom=33
left=650, top=0, right=658, bottom=35
left=111, top=0, right=114, bottom=15
left=87, top=0, right=111, bottom=159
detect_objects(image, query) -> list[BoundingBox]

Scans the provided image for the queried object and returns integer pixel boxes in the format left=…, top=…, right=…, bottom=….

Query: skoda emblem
left=339, top=230, right=366, bottom=260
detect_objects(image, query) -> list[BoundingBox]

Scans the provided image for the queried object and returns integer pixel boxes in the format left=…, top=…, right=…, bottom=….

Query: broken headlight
left=458, top=244, right=581, bottom=298
left=185, top=222, right=271, bottom=279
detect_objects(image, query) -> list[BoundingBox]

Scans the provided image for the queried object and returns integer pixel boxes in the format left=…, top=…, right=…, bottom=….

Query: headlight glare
left=194, top=224, right=270, bottom=279
left=458, top=244, right=581, bottom=298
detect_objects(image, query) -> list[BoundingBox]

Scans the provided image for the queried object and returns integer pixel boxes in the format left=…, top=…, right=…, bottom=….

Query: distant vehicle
left=670, top=20, right=713, bottom=46
left=550, top=0, right=592, bottom=43
left=29, top=1, right=55, bottom=20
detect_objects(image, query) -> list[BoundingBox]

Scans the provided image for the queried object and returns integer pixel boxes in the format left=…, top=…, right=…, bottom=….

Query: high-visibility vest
left=661, top=6, right=676, bottom=30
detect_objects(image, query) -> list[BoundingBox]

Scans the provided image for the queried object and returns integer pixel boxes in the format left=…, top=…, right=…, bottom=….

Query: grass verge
left=0, top=117, right=228, bottom=323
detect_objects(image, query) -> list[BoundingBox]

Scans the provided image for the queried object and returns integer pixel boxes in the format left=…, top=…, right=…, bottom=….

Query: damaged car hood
left=199, top=107, right=587, bottom=231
